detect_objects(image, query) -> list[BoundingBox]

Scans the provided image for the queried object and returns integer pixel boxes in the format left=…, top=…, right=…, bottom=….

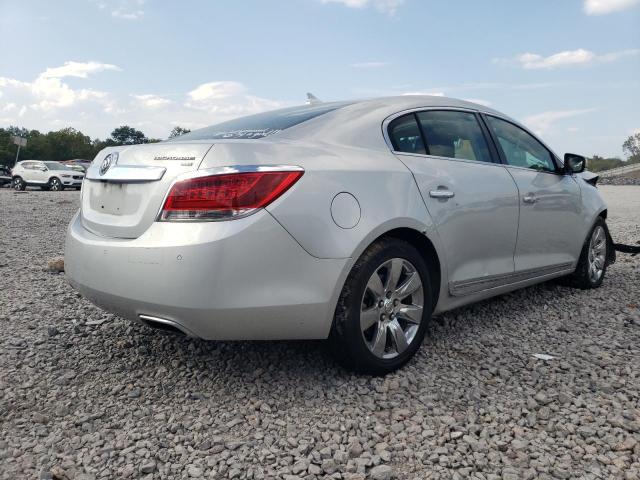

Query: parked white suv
left=12, top=160, right=85, bottom=191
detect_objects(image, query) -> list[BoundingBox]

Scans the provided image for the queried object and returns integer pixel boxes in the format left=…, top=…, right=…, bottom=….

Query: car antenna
left=306, top=92, right=322, bottom=105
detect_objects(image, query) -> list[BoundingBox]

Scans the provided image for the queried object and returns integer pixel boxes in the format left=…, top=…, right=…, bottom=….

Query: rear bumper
left=65, top=210, right=347, bottom=340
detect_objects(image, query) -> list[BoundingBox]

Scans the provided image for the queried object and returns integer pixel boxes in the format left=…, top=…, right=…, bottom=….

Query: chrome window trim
left=155, top=164, right=305, bottom=222
left=382, top=107, right=565, bottom=172
left=503, top=164, right=564, bottom=176
left=394, top=151, right=506, bottom=169
left=382, top=106, right=481, bottom=152
left=382, top=106, right=502, bottom=165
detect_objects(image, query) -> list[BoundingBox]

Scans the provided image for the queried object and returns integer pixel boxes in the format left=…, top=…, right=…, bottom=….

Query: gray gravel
left=1, top=187, right=639, bottom=480
left=599, top=175, right=640, bottom=186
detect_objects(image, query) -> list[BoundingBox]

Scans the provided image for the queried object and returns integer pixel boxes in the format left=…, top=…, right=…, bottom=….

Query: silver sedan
left=65, top=96, right=614, bottom=374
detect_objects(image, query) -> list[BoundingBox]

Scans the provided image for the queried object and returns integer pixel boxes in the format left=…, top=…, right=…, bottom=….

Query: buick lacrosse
left=65, top=96, right=614, bottom=374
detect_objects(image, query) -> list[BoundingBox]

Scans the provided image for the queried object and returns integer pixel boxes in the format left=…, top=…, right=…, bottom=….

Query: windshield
left=170, top=102, right=352, bottom=141
left=44, top=162, right=72, bottom=170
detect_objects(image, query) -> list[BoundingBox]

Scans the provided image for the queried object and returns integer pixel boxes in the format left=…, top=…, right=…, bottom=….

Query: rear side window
left=416, top=111, right=493, bottom=163
left=388, top=114, right=426, bottom=154
left=485, top=116, right=556, bottom=172
left=171, top=102, right=353, bottom=141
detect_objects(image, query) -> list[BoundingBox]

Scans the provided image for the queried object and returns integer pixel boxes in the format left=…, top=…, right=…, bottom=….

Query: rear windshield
left=170, top=102, right=352, bottom=141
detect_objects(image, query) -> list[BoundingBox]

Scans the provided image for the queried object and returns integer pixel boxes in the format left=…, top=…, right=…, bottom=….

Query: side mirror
left=39, top=166, right=47, bottom=171
left=564, top=153, right=586, bottom=174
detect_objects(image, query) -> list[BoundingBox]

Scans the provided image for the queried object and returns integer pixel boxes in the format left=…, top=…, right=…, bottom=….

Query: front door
left=483, top=115, right=583, bottom=272
left=32, top=162, right=48, bottom=184
left=387, top=110, right=520, bottom=295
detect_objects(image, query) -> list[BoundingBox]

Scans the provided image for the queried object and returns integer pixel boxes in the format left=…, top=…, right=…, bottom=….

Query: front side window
left=485, top=116, right=556, bottom=172
left=388, top=114, right=426, bottom=154
left=44, top=161, right=71, bottom=171
left=417, top=111, right=493, bottom=163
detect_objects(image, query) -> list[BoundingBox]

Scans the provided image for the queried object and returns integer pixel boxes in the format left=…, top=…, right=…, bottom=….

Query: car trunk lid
left=81, top=143, right=213, bottom=238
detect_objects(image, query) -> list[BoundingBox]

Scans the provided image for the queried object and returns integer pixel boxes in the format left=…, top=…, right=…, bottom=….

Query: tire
left=329, top=237, right=432, bottom=375
left=48, top=177, right=62, bottom=191
left=12, top=177, right=26, bottom=191
left=563, top=217, right=610, bottom=289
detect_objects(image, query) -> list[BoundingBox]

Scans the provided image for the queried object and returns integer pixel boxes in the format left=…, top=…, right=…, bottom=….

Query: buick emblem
left=99, top=152, right=118, bottom=175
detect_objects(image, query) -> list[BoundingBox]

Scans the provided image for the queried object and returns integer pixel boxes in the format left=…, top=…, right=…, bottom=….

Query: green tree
left=169, top=126, right=191, bottom=138
left=110, top=125, right=148, bottom=145
left=587, top=155, right=624, bottom=172
left=0, top=128, right=17, bottom=167
left=44, top=128, right=95, bottom=161
left=622, top=133, right=640, bottom=162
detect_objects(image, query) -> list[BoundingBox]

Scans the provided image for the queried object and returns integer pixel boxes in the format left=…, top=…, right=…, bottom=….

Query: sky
left=0, top=0, right=639, bottom=158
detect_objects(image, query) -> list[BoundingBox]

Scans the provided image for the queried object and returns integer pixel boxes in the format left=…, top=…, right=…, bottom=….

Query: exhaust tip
left=139, top=314, right=195, bottom=337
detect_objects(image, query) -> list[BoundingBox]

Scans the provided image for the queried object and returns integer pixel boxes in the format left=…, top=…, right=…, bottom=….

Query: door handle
left=429, top=190, right=455, bottom=199
left=523, top=194, right=537, bottom=204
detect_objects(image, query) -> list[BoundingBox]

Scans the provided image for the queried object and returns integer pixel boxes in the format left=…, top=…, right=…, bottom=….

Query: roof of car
left=344, top=95, right=501, bottom=114
left=273, top=95, right=524, bottom=151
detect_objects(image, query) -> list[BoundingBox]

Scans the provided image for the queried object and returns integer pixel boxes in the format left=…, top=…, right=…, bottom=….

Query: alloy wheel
left=588, top=225, right=606, bottom=283
left=50, top=179, right=61, bottom=191
left=360, top=258, right=424, bottom=359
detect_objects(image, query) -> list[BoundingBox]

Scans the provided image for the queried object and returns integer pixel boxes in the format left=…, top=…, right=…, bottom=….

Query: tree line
left=587, top=133, right=640, bottom=172
left=1, top=124, right=639, bottom=171
left=0, top=125, right=190, bottom=167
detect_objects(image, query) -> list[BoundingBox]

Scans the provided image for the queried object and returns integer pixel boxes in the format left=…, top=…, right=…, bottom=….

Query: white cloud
left=187, top=81, right=247, bottom=102
left=517, top=49, right=595, bottom=69
left=0, top=61, right=117, bottom=114
left=93, top=0, right=146, bottom=19
left=523, top=109, right=596, bottom=135
left=321, top=0, right=404, bottom=14
left=401, top=91, right=445, bottom=97
left=350, top=61, right=389, bottom=68
left=494, top=48, right=640, bottom=69
left=584, top=0, right=640, bottom=15
left=131, top=94, right=172, bottom=108
left=597, top=49, right=640, bottom=62
left=185, top=81, right=283, bottom=119
left=112, top=8, right=144, bottom=19
left=0, top=66, right=285, bottom=140
left=41, top=61, right=121, bottom=79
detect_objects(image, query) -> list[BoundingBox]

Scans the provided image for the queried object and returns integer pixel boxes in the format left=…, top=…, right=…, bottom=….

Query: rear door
left=387, top=110, right=520, bottom=295
left=483, top=115, right=583, bottom=272
left=81, top=142, right=213, bottom=238
left=20, top=162, right=40, bottom=183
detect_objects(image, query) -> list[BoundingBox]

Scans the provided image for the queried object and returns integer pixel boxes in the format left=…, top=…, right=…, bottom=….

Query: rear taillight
left=159, top=169, right=304, bottom=221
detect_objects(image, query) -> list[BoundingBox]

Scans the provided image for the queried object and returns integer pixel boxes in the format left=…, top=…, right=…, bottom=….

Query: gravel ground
left=1, top=186, right=639, bottom=480
left=599, top=175, right=640, bottom=186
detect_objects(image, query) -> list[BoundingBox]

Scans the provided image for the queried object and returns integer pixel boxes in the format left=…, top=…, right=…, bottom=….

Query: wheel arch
left=375, top=227, right=442, bottom=309
left=48, top=176, right=62, bottom=189
left=329, top=225, right=443, bottom=326
left=596, top=209, right=616, bottom=264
